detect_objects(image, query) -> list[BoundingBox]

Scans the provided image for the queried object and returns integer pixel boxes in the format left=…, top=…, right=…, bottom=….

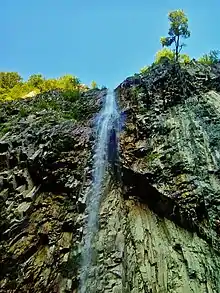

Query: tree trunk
left=175, top=35, right=180, bottom=62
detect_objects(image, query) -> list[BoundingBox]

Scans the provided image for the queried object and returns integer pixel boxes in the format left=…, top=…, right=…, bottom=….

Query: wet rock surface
left=1, top=63, right=220, bottom=292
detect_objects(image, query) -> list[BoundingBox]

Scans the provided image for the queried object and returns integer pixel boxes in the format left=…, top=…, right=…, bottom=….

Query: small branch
left=178, top=44, right=184, bottom=54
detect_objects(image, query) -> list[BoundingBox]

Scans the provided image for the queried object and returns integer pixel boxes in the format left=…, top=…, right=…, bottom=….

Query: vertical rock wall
left=1, top=64, right=220, bottom=292
left=92, top=187, right=220, bottom=292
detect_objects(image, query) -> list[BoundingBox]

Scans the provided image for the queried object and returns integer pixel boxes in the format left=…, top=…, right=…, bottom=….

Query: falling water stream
left=79, top=90, right=120, bottom=293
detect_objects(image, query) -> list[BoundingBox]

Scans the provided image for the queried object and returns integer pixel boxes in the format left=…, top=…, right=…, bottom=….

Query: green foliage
left=198, top=50, right=220, bottom=65
left=0, top=122, right=12, bottom=135
left=27, top=74, right=45, bottom=89
left=35, top=98, right=60, bottom=111
left=155, top=48, right=175, bottom=64
left=140, top=66, right=150, bottom=74
left=19, top=106, right=29, bottom=117
left=0, top=72, right=22, bottom=89
left=58, top=74, right=80, bottom=90
left=139, top=10, right=191, bottom=72
left=42, top=79, right=59, bottom=91
left=160, top=9, right=190, bottom=61
left=198, top=54, right=211, bottom=65
left=179, top=53, right=190, bottom=64
left=0, top=88, right=8, bottom=101
left=0, top=72, right=87, bottom=102
left=168, top=10, right=190, bottom=38
left=154, top=48, right=190, bottom=65
left=90, top=80, right=98, bottom=89
left=11, top=83, right=38, bottom=99
left=62, top=89, right=80, bottom=102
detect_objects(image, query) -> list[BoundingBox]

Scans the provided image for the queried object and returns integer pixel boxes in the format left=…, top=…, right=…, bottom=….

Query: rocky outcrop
left=1, top=62, right=220, bottom=292
left=118, top=62, right=220, bottom=250
left=0, top=89, right=104, bottom=292
left=115, top=61, right=220, bottom=292
left=82, top=62, right=220, bottom=293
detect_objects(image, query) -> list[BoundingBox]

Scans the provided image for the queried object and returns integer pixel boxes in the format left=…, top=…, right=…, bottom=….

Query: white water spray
left=79, top=90, right=120, bottom=292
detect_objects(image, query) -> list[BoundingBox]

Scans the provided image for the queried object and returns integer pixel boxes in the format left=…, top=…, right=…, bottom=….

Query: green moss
left=40, top=221, right=53, bottom=234
left=0, top=122, right=12, bottom=136
left=62, top=89, right=80, bottom=102
left=145, top=152, right=160, bottom=162
left=181, top=191, right=190, bottom=198
left=34, top=246, right=49, bottom=266
left=175, top=174, right=187, bottom=185
left=19, top=106, right=29, bottom=117
left=9, top=234, right=35, bottom=256
left=131, top=86, right=141, bottom=99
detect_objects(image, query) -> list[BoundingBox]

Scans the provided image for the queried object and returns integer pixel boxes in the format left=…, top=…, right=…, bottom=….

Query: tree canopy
left=0, top=72, right=97, bottom=101
left=27, top=74, right=45, bottom=89
left=160, top=9, right=190, bottom=61
left=58, top=74, right=80, bottom=90
left=0, top=72, right=22, bottom=89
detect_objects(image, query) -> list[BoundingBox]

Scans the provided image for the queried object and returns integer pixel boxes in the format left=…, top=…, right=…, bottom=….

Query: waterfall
left=79, top=90, right=120, bottom=293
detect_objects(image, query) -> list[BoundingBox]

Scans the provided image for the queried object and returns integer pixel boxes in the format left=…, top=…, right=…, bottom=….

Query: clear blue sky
left=1, top=0, right=220, bottom=88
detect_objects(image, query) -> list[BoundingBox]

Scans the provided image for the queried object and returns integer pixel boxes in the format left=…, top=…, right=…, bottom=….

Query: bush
left=57, top=75, right=80, bottom=90
left=154, top=48, right=190, bottom=65
left=62, top=89, right=80, bottom=102
left=155, top=48, right=175, bottom=64
left=140, top=66, right=150, bottom=74
left=27, top=74, right=45, bottom=89
left=90, top=81, right=98, bottom=89
left=0, top=72, right=22, bottom=89
left=198, top=50, right=220, bottom=65
left=0, top=72, right=89, bottom=102
left=10, top=83, right=35, bottom=99
left=179, top=53, right=190, bottom=64
left=19, top=106, right=29, bottom=117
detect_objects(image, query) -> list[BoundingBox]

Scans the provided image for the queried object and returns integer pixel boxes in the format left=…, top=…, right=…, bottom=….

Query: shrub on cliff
left=180, top=53, right=190, bottom=64
left=198, top=50, right=220, bottom=65
left=140, top=66, right=150, bottom=74
left=90, top=80, right=98, bottom=89
left=0, top=72, right=95, bottom=101
left=156, top=51, right=191, bottom=64
left=57, top=74, right=80, bottom=90
left=0, top=72, right=22, bottom=89
left=160, top=9, right=190, bottom=62
left=27, top=74, right=45, bottom=89
left=62, top=89, right=80, bottom=102
left=155, top=48, right=175, bottom=64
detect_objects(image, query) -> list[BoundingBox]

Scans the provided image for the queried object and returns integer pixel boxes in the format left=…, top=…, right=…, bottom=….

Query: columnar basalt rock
left=0, top=89, right=104, bottom=293
left=1, top=62, right=220, bottom=292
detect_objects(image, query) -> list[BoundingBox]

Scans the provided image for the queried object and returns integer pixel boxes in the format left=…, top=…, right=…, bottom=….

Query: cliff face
left=0, top=89, right=104, bottom=292
left=115, top=62, right=220, bottom=292
left=1, top=62, right=220, bottom=293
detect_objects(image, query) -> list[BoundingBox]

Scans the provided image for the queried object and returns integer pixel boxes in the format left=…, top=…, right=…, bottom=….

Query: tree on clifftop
left=0, top=72, right=22, bottom=89
left=160, top=10, right=190, bottom=62
left=27, top=74, right=45, bottom=89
